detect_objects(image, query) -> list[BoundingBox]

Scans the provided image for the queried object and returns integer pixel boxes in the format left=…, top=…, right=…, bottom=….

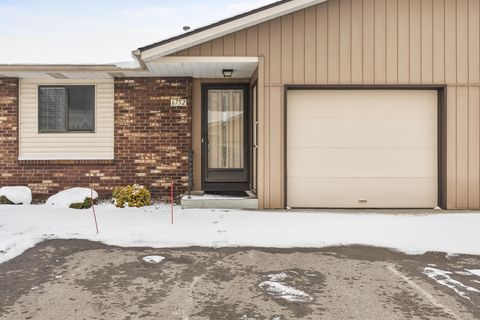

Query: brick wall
left=0, top=77, right=192, bottom=201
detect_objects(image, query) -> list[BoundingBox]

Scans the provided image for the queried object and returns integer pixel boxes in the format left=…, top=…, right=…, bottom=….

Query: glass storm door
left=202, top=85, right=249, bottom=191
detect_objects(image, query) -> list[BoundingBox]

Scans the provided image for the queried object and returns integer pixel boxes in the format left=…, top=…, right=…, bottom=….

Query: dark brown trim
left=201, top=83, right=251, bottom=191
left=284, top=84, right=447, bottom=209
left=138, top=0, right=294, bottom=52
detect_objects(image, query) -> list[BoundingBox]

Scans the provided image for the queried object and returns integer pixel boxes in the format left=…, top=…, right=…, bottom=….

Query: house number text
left=170, top=98, right=187, bottom=107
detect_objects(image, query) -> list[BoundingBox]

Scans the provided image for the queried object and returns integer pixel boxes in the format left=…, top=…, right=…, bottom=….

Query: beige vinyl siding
left=19, top=78, right=114, bottom=160
left=180, top=0, right=480, bottom=209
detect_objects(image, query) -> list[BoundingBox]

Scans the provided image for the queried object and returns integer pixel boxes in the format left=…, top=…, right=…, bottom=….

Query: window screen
left=38, top=85, right=95, bottom=132
left=38, top=87, right=67, bottom=132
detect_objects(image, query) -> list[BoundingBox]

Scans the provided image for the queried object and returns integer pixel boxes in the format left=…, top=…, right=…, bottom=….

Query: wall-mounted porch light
left=222, top=69, right=234, bottom=78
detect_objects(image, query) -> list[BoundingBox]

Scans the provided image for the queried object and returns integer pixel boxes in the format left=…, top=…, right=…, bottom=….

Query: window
left=38, top=85, right=95, bottom=133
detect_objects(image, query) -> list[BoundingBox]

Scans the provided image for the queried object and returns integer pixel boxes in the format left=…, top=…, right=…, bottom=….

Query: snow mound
left=259, top=271, right=313, bottom=303
left=46, top=188, right=98, bottom=207
left=0, top=186, right=32, bottom=204
left=259, top=280, right=313, bottom=302
left=142, top=255, right=165, bottom=264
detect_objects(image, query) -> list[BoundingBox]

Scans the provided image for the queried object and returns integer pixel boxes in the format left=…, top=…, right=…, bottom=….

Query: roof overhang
left=0, top=64, right=151, bottom=79
left=137, top=0, right=327, bottom=61
left=145, top=56, right=258, bottom=78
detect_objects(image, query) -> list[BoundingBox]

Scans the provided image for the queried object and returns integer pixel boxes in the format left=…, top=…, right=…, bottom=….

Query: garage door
left=286, top=89, right=438, bottom=208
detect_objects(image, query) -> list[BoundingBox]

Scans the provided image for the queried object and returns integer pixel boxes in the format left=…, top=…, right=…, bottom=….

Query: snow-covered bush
left=112, top=184, right=151, bottom=208
left=0, top=186, right=32, bottom=204
left=46, top=188, right=98, bottom=208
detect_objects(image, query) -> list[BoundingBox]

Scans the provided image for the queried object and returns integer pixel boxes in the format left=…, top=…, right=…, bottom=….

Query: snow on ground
left=1, top=204, right=480, bottom=264
left=259, top=280, right=312, bottom=303
left=142, top=255, right=165, bottom=264
left=423, top=267, right=480, bottom=299
left=0, top=187, right=32, bottom=205
left=46, top=188, right=98, bottom=207
left=466, top=269, right=480, bottom=277
left=259, top=271, right=313, bottom=302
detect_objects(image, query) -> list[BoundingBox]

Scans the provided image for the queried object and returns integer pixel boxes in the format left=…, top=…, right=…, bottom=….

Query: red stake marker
left=170, top=180, right=174, bottom=224
left=91, top=188, right=99, bottom=234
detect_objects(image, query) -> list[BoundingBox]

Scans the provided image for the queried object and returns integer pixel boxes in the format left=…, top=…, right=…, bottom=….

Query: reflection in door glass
left=207, top=89, right=244, bottom=169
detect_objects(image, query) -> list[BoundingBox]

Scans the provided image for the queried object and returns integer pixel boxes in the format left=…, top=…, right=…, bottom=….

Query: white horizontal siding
left=19, top=79, right=114, bottom=160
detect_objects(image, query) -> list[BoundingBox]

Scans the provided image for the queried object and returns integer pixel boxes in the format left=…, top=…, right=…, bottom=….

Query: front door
left=202, top=84, right=249, bottom=191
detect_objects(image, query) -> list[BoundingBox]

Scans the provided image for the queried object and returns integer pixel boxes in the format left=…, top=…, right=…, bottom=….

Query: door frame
left=283, top=84, right=447, bottom=209
left=250, top=80, right=258, bottom=194
left=201, top=83, right=250, bottom=191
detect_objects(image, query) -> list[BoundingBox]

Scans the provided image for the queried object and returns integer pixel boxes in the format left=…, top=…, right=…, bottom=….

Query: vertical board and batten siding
left=19, top=79, right=114, bottom=160
left=179, top=0, right=480, bottom=209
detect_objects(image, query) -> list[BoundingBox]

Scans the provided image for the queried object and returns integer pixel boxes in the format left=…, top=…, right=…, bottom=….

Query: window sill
left=18, top=159, right=115, bottom=165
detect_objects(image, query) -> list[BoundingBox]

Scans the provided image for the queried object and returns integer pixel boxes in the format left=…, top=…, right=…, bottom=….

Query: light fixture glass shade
left=222, top=69, right=233, bottom=78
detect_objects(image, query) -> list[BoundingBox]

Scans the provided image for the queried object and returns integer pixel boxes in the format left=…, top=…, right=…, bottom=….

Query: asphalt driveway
left=0, top=240, right=479, bottom=319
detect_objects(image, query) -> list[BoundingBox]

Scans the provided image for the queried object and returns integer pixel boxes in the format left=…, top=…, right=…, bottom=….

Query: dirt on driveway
left=0, top=239, right=480, bottom=319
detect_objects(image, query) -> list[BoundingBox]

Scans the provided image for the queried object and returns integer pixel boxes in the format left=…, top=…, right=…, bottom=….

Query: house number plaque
left=170, top=98, right=187, bottom=107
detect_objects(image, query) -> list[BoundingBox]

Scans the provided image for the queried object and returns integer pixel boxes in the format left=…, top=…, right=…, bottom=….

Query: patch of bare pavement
left=0, top=240, right=480, bottom=319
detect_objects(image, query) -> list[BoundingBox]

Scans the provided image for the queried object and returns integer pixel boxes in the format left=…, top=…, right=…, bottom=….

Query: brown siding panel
left=456, top=0, right=469, bottom=84
left=211, top=38, right=224, bottom=55
left=397, top=0, right=410, bottom=83
left=328, top=0, right=340, bottom=83
left=468, top=87, right=480, bottom=208
left=409, top=0, right=422, bottom=83
left=456, top=87, right=469, bottom=208
left=281, top=14, right=294, bottom=84
left=447, top=86, right=457, bottom=208
left=445, top=0, right=457, bottom=84
left=362, top=0, right=375, bottom=83
left=304, top=6, right=317, bottom=83
left=351, top=0, right=363, bottom=83
left=433, top=0, right=445, bottom=84
left=293, top=10, right=306, bottom=83
left=200, top=42, right=212, bottom=56
left=246, top=26, right=259, bottom=56
left=316, top=4, right=329, bottom=83
left=421, top=0, right=434, bottom=84
left=385, top=0, right=398, bottom=83
left=224, top=33, right=236, bottom=56
left=374, top=0, right=386, bottom=83
left=235, top=30, right=247, bottom=56
left=339, top=0, right=352, bottom=83
left=469, top=0, right=480, bottom=84
left=270, top=18, right=282, bottom=84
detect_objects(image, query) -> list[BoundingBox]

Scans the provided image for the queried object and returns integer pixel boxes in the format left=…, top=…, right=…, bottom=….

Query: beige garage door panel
left=288, top=148, right=437, bottom=178
left=287, top=89, right=438, bottom=208
left=291, top=90, right=436, bottom=118
left=287, top=177, right=438, bottom=208
left=288, top=118, right=437, bottom=148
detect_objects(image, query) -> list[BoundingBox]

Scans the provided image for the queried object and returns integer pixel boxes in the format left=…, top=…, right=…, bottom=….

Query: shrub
left=112, top=184, right=151, bottom=208
left=69, top=197, right=96, bottom=209
left=0, top=195, right=13, bottom=204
